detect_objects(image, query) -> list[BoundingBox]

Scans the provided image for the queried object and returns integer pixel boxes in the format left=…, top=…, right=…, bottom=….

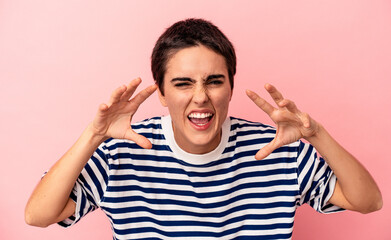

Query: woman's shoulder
left=229, top=116, right=276, bottom=133
left=101, top=116, right=165, bottom=150
left=131, top=116, right=163, bottom=130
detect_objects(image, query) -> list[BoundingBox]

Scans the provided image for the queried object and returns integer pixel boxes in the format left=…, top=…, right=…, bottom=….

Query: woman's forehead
left=164, top=45, right=228, bottom=79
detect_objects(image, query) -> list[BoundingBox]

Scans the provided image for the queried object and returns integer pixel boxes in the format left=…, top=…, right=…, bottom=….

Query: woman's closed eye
left=207, top=79, right=223, bottom=85
left=174, top=82, right=191, bottom=87
left=171, top=77, right=194, bottom=88
left=205, top=74, right=225, bottom=86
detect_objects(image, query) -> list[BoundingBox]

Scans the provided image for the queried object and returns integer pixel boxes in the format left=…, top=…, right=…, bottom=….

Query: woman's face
left=158, top=45, right=232, bottom=154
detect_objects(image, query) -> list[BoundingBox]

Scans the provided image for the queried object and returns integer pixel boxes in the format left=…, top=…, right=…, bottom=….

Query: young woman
left=25, top=18, right=382, bottom=239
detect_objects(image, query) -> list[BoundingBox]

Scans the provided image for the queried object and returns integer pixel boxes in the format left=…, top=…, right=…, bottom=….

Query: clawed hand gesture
left=246, top=84, right=320, bottom=160
left=90, top=78, right=157, bottom=149
left=91, top=79, right=319, bottom=158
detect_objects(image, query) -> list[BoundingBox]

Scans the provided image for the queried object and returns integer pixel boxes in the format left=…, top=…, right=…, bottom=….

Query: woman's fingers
left=121, top=84, right=157, bottom=148
left=301, top=112, right=312, bottom=128
left=120, top=78, right=142, bottom=101
left=124, top=129, right=153, bottom=149
left=130, top=84, right=158, bottom=108
left=108, top=77, right=144, bottom=106
left=265, top=83, right=285, bottom=105
left=246, top=89, right=275, bottom=116
left=250, top=84, right=300, bottom=115
left=123, top=84, right=157, bottom=148
left=255, top=139, right=280, bottom=160
left=107, top=79, right=157, bottom=111
left=279, top=99, right=300, bottom=114
left=108, top=85, right=127, bottom=106
left=98, top=103, right=109, bottom=112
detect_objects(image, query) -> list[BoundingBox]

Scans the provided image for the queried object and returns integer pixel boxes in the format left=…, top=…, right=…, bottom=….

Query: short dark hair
left=151, top=18, right=236, bottom=95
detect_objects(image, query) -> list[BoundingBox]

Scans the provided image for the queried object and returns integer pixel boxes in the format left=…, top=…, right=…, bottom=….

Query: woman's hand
left=25, top=78, right=158, bottom=227
left=90, top=77, right=157, bottom=149
left=246, top=83, right=320, bottom=160
left=247, top=83, right=382, bottom=213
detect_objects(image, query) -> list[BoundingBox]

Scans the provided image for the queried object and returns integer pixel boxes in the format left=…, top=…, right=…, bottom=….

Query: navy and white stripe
left=59, top=116, right=342, bottom=239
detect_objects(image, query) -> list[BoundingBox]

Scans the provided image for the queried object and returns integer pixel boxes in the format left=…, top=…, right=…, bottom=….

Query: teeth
left=188, top=112, right=213, bottom=119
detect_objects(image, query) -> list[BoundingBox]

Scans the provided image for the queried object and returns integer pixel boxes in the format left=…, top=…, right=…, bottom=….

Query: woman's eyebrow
left=206, top=74, right=225, bottom=80
left=171, top=75, right=225, bottom=83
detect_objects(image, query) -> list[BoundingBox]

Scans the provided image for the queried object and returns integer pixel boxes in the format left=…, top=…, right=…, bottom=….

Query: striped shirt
left=59, top=115, right=342, bottom=239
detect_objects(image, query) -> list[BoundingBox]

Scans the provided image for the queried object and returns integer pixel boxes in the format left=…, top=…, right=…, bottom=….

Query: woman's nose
left=192, top=85, right=209, bottom=104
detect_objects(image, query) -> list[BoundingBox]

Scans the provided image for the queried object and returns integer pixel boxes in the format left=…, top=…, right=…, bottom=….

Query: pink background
left=1, top=0, right=390, bottom=239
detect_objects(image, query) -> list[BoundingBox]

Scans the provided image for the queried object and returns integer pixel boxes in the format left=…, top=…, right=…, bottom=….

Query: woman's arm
left=24, top=125, right=106, bottom=227
left=306, top=125, right=382, bottom=213
left=25, top=78, right=157, bottom=227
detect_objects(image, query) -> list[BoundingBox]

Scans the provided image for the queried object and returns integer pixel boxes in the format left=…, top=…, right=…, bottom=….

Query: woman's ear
left=158, top=88, right=167, bottom=107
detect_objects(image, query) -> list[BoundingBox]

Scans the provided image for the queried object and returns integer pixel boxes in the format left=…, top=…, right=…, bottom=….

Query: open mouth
left=188, top=112, right=214, bottom=126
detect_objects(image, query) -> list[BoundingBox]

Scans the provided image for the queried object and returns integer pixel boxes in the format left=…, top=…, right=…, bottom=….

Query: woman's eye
left=208, top=80, right=223, bottom=85
left=175, top=82, right=190, bottom=87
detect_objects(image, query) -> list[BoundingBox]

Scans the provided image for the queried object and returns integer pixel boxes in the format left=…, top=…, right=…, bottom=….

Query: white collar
left=161, top=115, right=230, bottom=165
